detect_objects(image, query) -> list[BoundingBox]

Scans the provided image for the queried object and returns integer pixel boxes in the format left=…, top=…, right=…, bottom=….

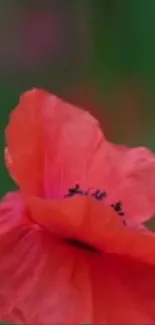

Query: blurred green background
left=1, top=0, right=155, bottom=197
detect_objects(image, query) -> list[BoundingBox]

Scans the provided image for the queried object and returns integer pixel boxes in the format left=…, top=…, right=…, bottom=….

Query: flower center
left=64, top=184, right=126, bottom=225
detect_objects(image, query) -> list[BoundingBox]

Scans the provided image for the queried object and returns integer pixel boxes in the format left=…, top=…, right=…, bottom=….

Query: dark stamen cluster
left=65, top=184, right=126, bottom=224
left=110, top=202, right=124, bottom=216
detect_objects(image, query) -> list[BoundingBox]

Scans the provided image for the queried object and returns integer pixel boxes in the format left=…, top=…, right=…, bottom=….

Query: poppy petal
left=90, top=253, right=155, bottom=324
left=0, top=191, right=29, bottom=236
left=5, top=89, right=47, bottom=196
left=0, top=203, right=155, bottom=324
left=116, top=146, right=155, bottom=224
left=5, top=88, right=104, bottom=197
left=26, top=194, right=155, bottom=266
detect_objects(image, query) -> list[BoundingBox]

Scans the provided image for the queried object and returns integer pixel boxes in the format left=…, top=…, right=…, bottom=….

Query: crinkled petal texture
left=1, top=192, right=155, bottom=324
left=5, top=88, right=155, bottom=226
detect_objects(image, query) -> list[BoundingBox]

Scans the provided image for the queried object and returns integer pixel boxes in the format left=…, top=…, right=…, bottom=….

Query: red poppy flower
left=1, top=88, right=155, bottom=324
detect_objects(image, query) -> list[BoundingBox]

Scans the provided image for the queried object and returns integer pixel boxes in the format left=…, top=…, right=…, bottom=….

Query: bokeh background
left=1, top=0, right=155, bottom=197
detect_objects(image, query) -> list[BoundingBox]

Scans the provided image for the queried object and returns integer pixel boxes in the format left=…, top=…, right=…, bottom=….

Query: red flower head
left=1, top=88, right=155, bottom=324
